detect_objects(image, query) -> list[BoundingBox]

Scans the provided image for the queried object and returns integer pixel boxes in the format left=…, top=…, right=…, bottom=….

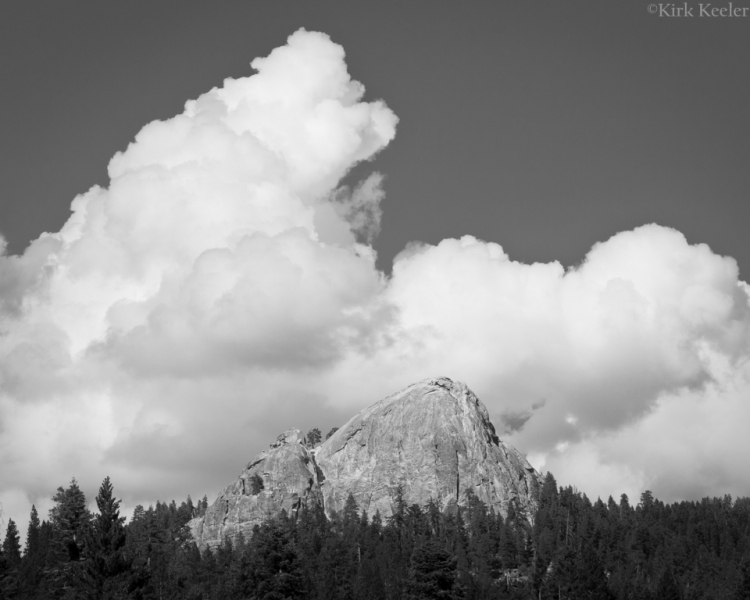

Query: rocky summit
left=189, top=377, right=541, bottom=549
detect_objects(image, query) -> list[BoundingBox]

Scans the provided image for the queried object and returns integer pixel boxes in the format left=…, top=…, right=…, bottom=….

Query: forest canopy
left=2, top=472, right=750, bottom=599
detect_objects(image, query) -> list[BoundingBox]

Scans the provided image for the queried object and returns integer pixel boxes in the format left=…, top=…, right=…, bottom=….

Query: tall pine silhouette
left=80, top=476, right=129, bottom=598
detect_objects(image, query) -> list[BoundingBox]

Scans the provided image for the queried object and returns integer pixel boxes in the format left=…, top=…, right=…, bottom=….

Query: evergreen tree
left=81, top=476, right=129, bottom=599
left=248, top=513, right=305, bottom=599
left=173, top=495, right=195, bottom=527
left=9, top=465, right=750, bottom=600
left=532, top=473, right=560, bottom=596
left=49, top=477, right=90, bottom=562
left=249, top=473, right=265, bottom=495
left=619, top=493, right=631, bottom=518
left=389, top=484, right=408, bottom=538
left=2, top=518, right=21, bottom=566
left=342, top=493, right=361, bottom=549
left=319, top=530, right=355, bottom=600
left=124, top=503, right=160, bottom=596
left=500, top=520, right=518, bottom=570
left=45, top=478, right=91, bottom=598
left=549, top=541, right=613, bottom=600
left=2, top=519, right=22, bottom=597
left=382, top=494, right=410, bottom=600
left=356, top=552, right=387, bottom=600
left=0, top=542, right=9, bottom=598
left=25, top=504, right=41, bottom=555
left=655, top=566, right=681, bottom=600
left=19, top=505, right=46, bottom=596
left=407, top=538, right=461, bottom=600
left=736, top=560, right=750, bottom=600
left=307, top=427, right=322, bottom=447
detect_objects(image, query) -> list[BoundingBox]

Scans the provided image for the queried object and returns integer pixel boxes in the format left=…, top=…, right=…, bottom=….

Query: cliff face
left=190, top=377, right=541, bottom=549
left=315, top=377, right=540, bottom=520
left=189, top=429, right=320, bottom=548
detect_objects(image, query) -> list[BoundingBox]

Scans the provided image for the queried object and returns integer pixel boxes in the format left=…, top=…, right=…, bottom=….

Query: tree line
left=2, top=472, right=750, bottom=599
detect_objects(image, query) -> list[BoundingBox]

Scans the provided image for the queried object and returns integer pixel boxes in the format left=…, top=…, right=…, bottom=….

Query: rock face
left=189, top=429, right=321, bottom=548
left=190, top=377, right=541, bottom=549
left=316, top=377, right=540, bottom=519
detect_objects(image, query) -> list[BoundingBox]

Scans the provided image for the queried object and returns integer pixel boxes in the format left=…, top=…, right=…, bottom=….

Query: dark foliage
left=78, top=476, right=129, bottom=599
left=249, top=473, right=265, bottom=495
left=306, top=427, right=322, bottom=447
left=2, top=518, right=22, bottom=596
left=3, top=519, right=22, bottom=566
left=3, top=473, right=750, bottom=599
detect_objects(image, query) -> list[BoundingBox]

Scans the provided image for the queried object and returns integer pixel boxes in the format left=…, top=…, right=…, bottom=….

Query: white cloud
left=539, top=356, right=750, bottom=503
left=374, top=227, right=750, bottom=502
left=2, top=28, right=750, bottom=545
left=383, top=228, right=750, bottom=447
left=0, top=28, right=397, bottom=532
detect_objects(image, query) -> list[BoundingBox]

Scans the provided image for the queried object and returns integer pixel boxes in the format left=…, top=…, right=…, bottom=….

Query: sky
left=1, top=1, right=750, bottom=536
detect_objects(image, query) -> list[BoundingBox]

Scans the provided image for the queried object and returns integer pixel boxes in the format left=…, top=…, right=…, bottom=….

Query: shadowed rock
left=189, top=377, right=541, bottom=549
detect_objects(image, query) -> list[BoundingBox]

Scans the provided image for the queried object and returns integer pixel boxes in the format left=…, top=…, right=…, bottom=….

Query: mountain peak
left=316, top=376, right=537, bottom=520
left=190, top=378, right=540, bottom=549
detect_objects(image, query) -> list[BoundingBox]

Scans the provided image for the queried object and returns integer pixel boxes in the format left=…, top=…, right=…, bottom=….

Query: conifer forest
left=2, top=472, right=750, bottom=599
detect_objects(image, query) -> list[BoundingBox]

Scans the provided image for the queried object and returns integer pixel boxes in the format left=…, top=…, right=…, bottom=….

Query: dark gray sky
left=2, top=0, right=749, bottom=276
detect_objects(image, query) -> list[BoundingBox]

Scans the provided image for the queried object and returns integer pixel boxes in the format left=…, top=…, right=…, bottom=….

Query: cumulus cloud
left=385, top=227, right=750, bottom=436
left=377, top=228, right=750, bottom=493
left=541, top=357, right=750, bottom=503
left=2, top=28, right=750, bottom=541
left=0, top=28, right=397, bottom=527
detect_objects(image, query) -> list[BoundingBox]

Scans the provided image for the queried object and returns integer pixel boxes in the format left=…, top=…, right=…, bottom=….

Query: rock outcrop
left=315, top=377, right=540, bottom=519
left=189, top=429, right=321, bottom=548
left=190, top=377, right=541, bottom=549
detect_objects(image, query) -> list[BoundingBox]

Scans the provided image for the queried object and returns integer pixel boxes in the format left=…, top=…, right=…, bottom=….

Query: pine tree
left=19, top=506, right=46, bottom=596
left=25, top=505, right=41, bottom=555
left=1, top=519, right=22, bottom=597
left=619, top=493, right=631, bottom=518
left=45, top=478, right=91, bottom=597
left=656, top=566, right=681, bottom=600
left=49, top=477, right=90, bottom=562
left=249, top=473, right=265, bottom=495
left=343, top=494, right=360, bottom=530
left=81, top=476, right=129, bottom=599
left=2, top=519, right=21, bottom=566
left=389, top=484, right=408, bottom=538
left=0, top=542, right=9, bottom=598
left=356, top=552, right=387, bottom=600
left=307, top=427, right=322, bottom=447
left=533, top=473, right=560, bottom=596
left=319, top=531, right=354, bottom=600
left=248, top=514, right=305, bottom=599
left=736, top=560, right=750, bottom=600
left=176, top=495, right=195, bottom=525
left=407, top=538, right=461, bottom=600
left=500, top=520, right=518, bottom=570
